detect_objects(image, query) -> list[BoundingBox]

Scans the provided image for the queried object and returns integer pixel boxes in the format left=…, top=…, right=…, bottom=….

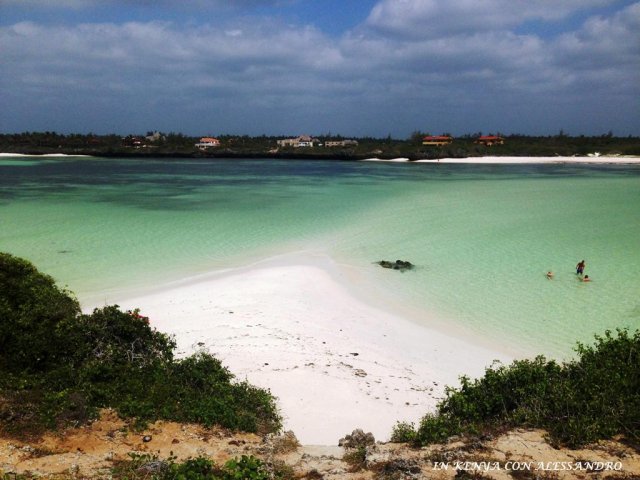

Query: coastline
left=0, top=152, right=92, bottom=158
left=365, top=155, right=640, bottom=164
left=86, top=252, right=512, bottom=445
left=2, top=152, right=639, bottom=163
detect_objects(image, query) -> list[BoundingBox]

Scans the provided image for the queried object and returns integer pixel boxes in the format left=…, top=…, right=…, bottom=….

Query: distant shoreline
left=365, top=155, right=640, bottom=164
left=3, top=132, right=639, bottom=160
left=0, top=152, right=93, bottom=158
left=2, top=151, right=640, bottom=164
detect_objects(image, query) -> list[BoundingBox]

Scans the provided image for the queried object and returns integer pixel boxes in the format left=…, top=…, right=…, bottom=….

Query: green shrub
left=390, top=421, right=417, bottom=443
left=546, top=329, right=640, bottom=445
left=407, top=329, right=640, bottom=448
left=343, top=446, right=368, bottom=472
left=0, top=253, right=80, bottom=373
left=415, top=413, right=462, bottom=445
left=222, top=455, right=270, bottom=480
left=0, top=253, right=281, bottom=436
left=441, top=357, right=563, bottom=425
left=112, top=454, right=272, bottom=480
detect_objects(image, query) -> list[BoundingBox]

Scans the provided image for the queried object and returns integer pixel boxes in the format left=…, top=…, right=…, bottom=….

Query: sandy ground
left=1, top=410, right=638, bottom=479
left=3, top=153, right=639, bottom=163
left=88, top=253, right=511, bottom=445
left=0, top=153, right=92, bottom=157
left=363, top=155, right=640, bottom=164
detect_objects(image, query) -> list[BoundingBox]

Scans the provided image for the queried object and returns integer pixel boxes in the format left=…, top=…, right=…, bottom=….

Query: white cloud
left=364, top=0, right=619, bottom=38
left=0, top=1, right=638, bottom=135
left=555, top=2, right=640, bottom=68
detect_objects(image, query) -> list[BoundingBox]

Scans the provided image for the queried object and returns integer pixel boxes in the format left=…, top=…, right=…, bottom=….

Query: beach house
left=277, top=135, right=318, bottom=148
left=195, top=137, right=221, bottom=149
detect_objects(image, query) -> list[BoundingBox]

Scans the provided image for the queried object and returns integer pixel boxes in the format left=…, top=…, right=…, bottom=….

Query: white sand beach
left=91, top=253, right=511, bottom=445
left=363, top=155, right=640, bottom=164
left=0, top=153, right=92, bottom=157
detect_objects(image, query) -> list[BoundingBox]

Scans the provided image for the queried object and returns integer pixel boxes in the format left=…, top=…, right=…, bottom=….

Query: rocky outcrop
left=338, top=429, right=375, bottom=449
left=377, top=259, right=414, bottom=271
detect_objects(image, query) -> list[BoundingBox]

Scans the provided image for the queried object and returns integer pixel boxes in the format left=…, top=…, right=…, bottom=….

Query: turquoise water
left=1, top=157, right=639, bottom=358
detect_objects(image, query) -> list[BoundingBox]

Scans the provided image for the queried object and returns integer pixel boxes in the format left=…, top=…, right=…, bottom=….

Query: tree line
left=1, top=131, right=639, bottom=158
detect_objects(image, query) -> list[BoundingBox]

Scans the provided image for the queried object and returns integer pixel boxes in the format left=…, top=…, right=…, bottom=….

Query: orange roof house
left=475, top=135, right=504, bottom=146
left=195, top=137, right=220, bottom=149
left=422, top=135, right=453, bottom=146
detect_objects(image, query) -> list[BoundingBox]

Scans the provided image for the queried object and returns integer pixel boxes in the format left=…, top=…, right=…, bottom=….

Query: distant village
left=2, top=130, right=637, bottom=159
left=121, top=132, right=506, bottom=151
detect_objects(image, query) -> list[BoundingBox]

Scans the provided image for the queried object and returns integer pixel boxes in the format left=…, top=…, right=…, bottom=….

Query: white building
left=277, top=135, right=318, bottom=148
left=195, top=137, right=221, bottom=149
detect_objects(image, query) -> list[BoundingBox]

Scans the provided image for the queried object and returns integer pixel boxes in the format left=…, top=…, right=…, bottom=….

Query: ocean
left=1, top=156, right=639, bottom=358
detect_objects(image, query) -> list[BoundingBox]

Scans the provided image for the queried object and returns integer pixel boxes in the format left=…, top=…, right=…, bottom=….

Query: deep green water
left=1, top=156, right=639, bottom=358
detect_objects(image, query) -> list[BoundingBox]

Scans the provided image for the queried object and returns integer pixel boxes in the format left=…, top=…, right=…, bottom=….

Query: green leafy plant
left=390, top=421, right=417, bottom=443
left=112, top=454, right=272, bottom=480
left=343, top=446, right=368, bottom=472
left=0, top=253, right=281, bottom=437
left=402, top=329, right=640, bottom=448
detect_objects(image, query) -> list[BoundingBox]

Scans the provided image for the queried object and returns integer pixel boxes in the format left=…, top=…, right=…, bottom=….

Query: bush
left=112, top=453, right=273, bottom=480
left=390, top=421, right=417, bottom=443
left=343, top=446, right=368, bottom=472
left=0, top=253, right=281, bottom=436
left=406, top=329, right=640, bottom=447
left=548, top=329, right=640, bottom=445
left=0, top=253, right=80, bottom=373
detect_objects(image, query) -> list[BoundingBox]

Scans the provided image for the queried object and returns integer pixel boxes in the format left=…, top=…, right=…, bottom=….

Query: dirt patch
left=0, top=411, right=638, bottom=479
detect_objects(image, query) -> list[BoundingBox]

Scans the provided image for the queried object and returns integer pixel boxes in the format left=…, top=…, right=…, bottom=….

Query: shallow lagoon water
left=1, top=156, right=639, bottom=358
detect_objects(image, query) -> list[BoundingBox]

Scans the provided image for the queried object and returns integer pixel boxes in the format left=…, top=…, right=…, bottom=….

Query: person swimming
left=582, top=275, right=591, bottom=282
left=546, top=271, right=554, bottom=279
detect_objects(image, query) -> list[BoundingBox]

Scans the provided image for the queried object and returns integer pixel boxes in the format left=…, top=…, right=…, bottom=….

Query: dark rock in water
left=377, top=259, right=414, bottom=271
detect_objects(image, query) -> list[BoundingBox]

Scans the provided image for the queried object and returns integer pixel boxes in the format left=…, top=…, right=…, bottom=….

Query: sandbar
left=363, top=155, right=640, bottom=164
left=88, top=253, right=511, bottom=445
left=0, top=153, right=92, bottom=157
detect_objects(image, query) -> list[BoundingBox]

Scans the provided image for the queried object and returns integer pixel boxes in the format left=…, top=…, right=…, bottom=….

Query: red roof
left=477, top=135, right=503, bottom=140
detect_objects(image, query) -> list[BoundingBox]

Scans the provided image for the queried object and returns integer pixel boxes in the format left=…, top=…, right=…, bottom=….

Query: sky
left=1, top=0, right=639, bottom=137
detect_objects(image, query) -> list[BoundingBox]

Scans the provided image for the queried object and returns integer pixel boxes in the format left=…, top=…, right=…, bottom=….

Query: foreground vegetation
left=111, top=453, right=293, bottom=480
left=393, top=329, right=640, bottom=448
left=0, top=253, right=281, bottom=437
left=1, top=131, right=639, bottom=159
left=2, top=250, right=638, bottom=458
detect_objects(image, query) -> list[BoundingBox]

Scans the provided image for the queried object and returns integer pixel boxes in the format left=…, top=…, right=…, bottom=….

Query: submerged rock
left=377, top=259, right=414, bottom=271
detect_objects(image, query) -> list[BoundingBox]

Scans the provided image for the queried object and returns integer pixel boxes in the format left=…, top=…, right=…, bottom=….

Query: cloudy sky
left=1, top=0, right=639, bottom=137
